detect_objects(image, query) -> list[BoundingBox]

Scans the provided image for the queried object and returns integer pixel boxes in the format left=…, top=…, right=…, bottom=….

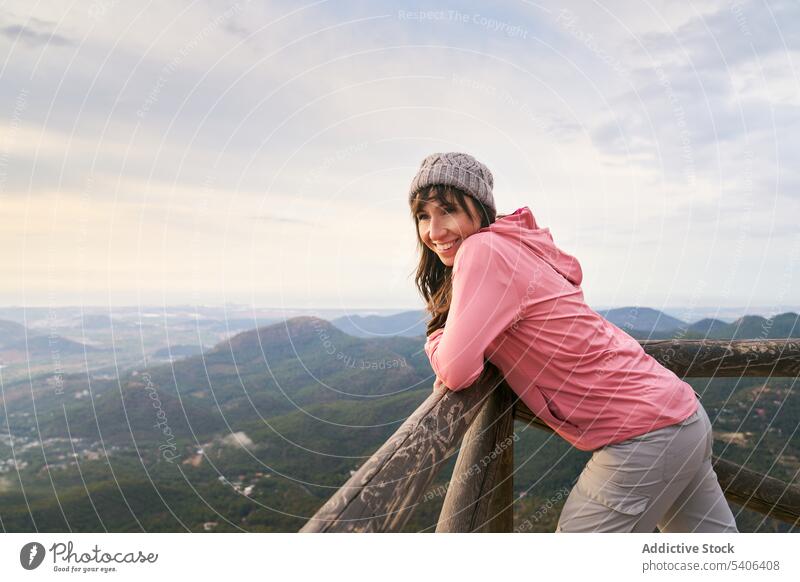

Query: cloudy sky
left=1, top=0, right=798, bottom=316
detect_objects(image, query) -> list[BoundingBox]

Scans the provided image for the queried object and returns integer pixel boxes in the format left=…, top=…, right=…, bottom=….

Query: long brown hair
left=409, top=184, right=497, bottom=336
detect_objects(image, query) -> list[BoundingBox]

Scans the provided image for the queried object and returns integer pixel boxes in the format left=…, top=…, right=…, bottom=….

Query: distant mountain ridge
left=330, top=311, right=427, bottom=338
left=0, top=319, right=32, bottom=345
left=0, top=318, right=98, bottom=358
left=607, top=309, right=800, bottom=340
left=597, top=307, right=686, bottom=333
left=327, top=307, right=800, bottom=340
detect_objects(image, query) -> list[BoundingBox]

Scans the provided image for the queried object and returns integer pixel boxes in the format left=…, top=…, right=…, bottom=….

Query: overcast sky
left=1, top=0, right=798, bottom=316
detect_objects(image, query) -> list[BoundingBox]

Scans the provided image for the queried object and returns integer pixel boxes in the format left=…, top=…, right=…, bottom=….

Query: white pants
left=556, top=402, right=738, bottom=533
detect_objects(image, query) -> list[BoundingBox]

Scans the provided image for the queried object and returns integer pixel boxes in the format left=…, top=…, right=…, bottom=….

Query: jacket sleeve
left=423, top=236, right=527, bottom=391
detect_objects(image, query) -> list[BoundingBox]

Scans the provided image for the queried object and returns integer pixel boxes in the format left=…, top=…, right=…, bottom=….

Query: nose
left=428, top=213, right=448, bottom=242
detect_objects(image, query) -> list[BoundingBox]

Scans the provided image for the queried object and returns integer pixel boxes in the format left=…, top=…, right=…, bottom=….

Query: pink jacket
left=424, top=206, right=698, bottom=451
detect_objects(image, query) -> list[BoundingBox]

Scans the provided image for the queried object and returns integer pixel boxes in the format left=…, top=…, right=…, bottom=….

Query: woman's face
left=415, top=193, right=482, bottom=267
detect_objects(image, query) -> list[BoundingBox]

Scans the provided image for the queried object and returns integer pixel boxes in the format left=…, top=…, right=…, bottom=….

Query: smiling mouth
left=433, top=238, right=460, bottom=253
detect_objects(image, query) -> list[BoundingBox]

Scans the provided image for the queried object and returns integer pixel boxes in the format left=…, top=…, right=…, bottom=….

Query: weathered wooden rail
left=300, top=339, right=800, bottom=532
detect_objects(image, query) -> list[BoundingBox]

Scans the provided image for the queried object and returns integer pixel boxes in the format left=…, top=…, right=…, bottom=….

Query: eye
left=416, top=212, right=428, bottom=220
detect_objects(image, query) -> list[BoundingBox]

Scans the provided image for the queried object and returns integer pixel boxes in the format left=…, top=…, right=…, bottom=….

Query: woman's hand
left=432, top=376, right=449, bottom=394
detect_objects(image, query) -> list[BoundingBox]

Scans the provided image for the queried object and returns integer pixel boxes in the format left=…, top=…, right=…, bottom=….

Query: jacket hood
left=478, top=206, right=583, bottom=286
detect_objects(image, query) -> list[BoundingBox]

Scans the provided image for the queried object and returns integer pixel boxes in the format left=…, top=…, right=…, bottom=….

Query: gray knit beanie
left=408, top=152, right=495, bottom=212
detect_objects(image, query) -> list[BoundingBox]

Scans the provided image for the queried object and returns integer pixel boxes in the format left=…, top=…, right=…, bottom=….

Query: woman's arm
left=423, top=236, right=527, bottom=390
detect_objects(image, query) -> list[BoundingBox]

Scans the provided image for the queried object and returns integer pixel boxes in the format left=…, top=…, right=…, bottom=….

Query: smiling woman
left=405, top=151, right=738, bottom=533
left=408, top=153, right=497, bottom=334
left=410, top=185, right=495, bottom=334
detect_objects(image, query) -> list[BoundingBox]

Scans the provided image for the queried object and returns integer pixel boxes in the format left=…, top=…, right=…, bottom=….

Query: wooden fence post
left=436, top=382, right=516, bottom=532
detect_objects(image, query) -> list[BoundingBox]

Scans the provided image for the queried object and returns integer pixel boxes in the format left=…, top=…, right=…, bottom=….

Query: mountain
left=330, top=310, right=427, bottom=338
left=0, top=334, right=98, bottom=360
left=598, top=307, right=686, bottom=335
left=0, top=318, right=99, bottom=360
left=727, top=313, right=800, bottom=339
left=687, top=318, right=730, bottom=337
left=681, top=312, right=800, bottom=340
left=213, top=315, right=343, bottom=360
left=0, top=319, right=34, bottom=347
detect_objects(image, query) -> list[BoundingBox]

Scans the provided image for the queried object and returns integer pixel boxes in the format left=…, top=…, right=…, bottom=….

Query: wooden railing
left=300, top=339, right=800, bottom=532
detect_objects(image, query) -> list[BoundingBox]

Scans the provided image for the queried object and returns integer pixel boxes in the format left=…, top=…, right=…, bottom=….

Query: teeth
left=436, top=239, right=459, bottom=251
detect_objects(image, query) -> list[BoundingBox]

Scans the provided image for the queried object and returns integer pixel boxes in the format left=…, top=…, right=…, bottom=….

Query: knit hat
left=408, top=152, right=495, bottom=212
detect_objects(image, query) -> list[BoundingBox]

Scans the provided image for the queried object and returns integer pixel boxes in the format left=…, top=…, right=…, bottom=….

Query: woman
left=408, top=151, right=738, bottom=533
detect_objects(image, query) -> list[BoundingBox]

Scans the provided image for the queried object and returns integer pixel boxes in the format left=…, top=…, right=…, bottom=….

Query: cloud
left=0, top=0, right=797, bottom=307
left=0, top=23, right=74, bottom=47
